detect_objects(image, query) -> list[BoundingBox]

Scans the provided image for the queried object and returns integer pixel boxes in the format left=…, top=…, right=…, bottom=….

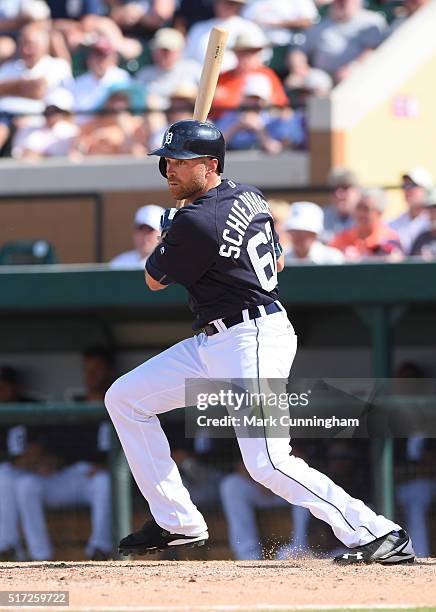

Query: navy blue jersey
left=146, top=180, right=280, bottom=329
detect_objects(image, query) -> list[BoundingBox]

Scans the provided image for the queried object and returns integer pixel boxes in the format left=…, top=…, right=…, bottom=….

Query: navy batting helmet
left=149, top=119, right=225, bottom=178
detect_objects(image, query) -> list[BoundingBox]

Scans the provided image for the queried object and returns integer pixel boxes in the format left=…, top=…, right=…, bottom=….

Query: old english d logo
left=164, top=131, right=174, bottom=146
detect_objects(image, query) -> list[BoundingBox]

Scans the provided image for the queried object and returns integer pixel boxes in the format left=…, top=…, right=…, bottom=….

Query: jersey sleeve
left=146, top=206, right=217, bottom=288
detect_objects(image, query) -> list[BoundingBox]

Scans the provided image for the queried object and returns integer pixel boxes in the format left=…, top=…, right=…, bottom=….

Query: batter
left=105, top=120, right=414, bottom=564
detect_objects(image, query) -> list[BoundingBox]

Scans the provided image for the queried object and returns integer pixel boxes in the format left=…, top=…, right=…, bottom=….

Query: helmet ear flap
left=159, top=157, right=167, bottom=178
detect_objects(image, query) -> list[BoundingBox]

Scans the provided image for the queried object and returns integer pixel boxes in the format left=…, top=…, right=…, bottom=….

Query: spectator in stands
left=173, top=0, right=215, bottom=32
left=285, top=49, right=333, bottom=101
left=72, top=82, right=148, bottom=156
left=303, top=0, right=387, bottom=82
left=16, top=348, right=114, bottom=561
left=0, top=23, right=72, bottom=152
left=410, top=188, right=436, bottom=260
left=12, top=89, right=78, bottom=159
left=321, top=168, right=361, bottom=243
left=0, top=366, right=39, bottom=561
left=284, top=201, right=345, bottom=264
left=389, top=167, right=433, bottom=254
left=135, top=28, right=201, bottom=110
left=241, top=0, right=318, bottom=46
left=216, top=74, right=305, bottom=153
left=108, top=0, right=176, bottom=37
left=268, top=199, right=291, bottom=256
left=220, top=457, right=311, bottom=560
left=71, top=38, right=131, bottom=113
left=331, top=188, right=402, bottom=259
left=184, top=0, right=264, bottom=72
left=213, top=29, right=288, bottom=115
left=109, top=204, right=164, bottom=268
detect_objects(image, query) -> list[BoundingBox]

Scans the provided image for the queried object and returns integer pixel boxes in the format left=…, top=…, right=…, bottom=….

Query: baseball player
left=105, top=119, right=415, bottom=564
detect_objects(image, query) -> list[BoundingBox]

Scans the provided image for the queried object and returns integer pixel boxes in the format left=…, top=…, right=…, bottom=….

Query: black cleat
left=0, top=547, right=16, bottom=562
left=88, top=548, right=112, bottom=561
left=118, top=519, right=209, bottom=556
left=334, top=529, right=415, bottom=565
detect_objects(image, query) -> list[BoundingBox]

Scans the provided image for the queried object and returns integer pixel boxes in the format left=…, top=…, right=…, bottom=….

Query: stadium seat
left=0, top=240, right=58, bottom=265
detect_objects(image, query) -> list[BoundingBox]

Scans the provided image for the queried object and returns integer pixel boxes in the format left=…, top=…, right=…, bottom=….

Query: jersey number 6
left=247, top=222, right=278, bottom=292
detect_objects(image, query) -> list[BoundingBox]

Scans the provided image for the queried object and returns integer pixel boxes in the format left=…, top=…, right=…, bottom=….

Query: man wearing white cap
left=284, top=202, right=344, bottom=264
left=389, top=167, right=433, bottom=254
left=109, top=205, right=164, bottom=269
left=134, top=28, right=201, bottom=110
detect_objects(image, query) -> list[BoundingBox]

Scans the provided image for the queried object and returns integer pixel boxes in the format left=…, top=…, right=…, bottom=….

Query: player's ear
left=205, top=157, right=219, bottom=176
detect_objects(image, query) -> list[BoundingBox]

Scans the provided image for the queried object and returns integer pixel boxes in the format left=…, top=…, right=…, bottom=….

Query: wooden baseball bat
left=193, top=26, right=228, bottom=122
left=176, top=26, right=228, bottom=208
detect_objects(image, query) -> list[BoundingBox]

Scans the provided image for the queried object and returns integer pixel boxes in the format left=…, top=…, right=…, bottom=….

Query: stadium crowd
left=107, top=166, right=436, bottom=266
left=0, top=0, right=428, bottom=159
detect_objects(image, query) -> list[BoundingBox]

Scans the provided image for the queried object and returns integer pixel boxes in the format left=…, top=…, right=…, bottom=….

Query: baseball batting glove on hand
left=160, top=208, right=178, bottom=239
left=274, top=241, right=283, bottom=260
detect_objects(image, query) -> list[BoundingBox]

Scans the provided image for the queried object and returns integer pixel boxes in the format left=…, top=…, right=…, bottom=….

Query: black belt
left=200, top=302, right=282, bottom=337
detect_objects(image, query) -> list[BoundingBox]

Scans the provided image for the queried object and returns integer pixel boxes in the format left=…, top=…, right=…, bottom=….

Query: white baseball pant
left=105, top=307, right=400, bottom=547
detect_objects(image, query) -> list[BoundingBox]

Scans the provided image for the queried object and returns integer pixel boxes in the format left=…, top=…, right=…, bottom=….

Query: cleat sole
left=119, top=539, right=207, bottom=556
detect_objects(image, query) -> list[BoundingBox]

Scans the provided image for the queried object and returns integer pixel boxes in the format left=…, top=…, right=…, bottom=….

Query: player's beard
left=167, top=175, right=207, bottom=202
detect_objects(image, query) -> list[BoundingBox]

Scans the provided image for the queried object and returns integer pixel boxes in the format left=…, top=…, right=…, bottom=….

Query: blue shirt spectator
left=216, top=74, right=305, bottom=152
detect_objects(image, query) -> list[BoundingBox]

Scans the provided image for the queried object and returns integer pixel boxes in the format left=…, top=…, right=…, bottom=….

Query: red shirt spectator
left=330, top=188, right=402, bottom=259
left=212, top=29, right=288, bottom=115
